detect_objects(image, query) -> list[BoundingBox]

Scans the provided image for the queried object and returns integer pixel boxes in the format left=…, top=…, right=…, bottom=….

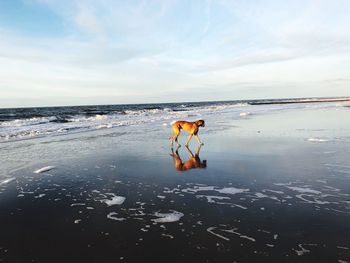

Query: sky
left=0, top=0, right=349, bottom=108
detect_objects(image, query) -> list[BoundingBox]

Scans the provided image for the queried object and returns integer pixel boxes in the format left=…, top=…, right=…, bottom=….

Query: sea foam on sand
left=239, top=112, right=250, bottom=117
left=34, top=166, right=56, bottom=173
left=216, top=187, right=250, bottom=195
left=102, top=194, right=126, bottom=206
left=286, top=186, right=321, bottom=195
left=308, top=138, right=329, bottom=142
left=0, top=177, right=16, bottom=186
left=107, top=212, right=126, bottom=221
left=152, top=210, right=184, bottom=223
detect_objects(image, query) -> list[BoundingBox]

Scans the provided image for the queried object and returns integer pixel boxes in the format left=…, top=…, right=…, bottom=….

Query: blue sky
left=0, top=0, right=349, bottom=107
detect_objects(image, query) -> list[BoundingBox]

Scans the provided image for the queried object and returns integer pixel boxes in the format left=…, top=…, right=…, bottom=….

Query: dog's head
left=196, top=119, right=205, bottom=127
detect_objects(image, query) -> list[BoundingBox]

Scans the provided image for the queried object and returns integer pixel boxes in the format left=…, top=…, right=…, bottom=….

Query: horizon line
left=1, top=95, right=350, bottom=110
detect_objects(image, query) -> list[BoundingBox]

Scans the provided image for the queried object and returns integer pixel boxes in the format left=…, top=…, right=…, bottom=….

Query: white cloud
left=0, top=0, right=349, bottom=107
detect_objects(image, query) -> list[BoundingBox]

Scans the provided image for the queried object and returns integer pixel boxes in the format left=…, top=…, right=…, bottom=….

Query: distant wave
left=248, top=97, right=350, bottom=105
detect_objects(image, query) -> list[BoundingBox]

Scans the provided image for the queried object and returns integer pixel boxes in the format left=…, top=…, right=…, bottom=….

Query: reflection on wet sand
left=170, top=145, right=207, bottom=171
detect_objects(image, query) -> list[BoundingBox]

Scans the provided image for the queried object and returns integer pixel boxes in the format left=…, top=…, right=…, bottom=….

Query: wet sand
left=1, top=105, right=350, bottom=262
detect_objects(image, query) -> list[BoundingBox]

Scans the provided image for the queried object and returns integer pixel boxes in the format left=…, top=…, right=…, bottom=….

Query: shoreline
left=1, top=100, right=349, bottom=144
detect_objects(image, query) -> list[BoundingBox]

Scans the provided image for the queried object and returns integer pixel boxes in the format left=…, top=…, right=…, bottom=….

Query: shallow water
left=0, top=103, right=350, bottom=262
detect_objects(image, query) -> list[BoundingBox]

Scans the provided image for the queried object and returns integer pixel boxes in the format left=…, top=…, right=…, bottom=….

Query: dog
left=169, top=119, right=205, bottom=147
left=170, top=145, right=207, bottom=171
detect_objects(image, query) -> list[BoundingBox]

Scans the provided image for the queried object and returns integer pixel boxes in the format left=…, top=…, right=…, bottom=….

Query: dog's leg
left=172, top=126, right=181, bottom=147
left=175, top=134, right=181, bottom=147
left=185, top=134, right=193, bottom=147
left=195, top=134, right=204, bottom=145
left=195, top=144, right=202, bottom=156
left=169, top=135, right=174, bottom=147
left=172, top=132, right=181, bottom=147
left=185, top=145, right=195, bottom=158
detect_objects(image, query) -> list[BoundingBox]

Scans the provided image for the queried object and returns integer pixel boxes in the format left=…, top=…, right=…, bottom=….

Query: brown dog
left=170, top=119, right=205, bottom=147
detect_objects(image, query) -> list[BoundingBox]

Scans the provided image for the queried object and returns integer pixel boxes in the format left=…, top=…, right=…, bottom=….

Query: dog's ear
left=197, top=120, right=205, bottom=127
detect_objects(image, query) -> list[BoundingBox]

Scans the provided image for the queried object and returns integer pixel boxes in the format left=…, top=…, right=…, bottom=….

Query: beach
left=1, top=101, right=350, bottom=262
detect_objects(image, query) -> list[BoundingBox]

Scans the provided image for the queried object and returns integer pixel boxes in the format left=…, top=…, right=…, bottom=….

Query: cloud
left=0, top=0, right=349, bottom=107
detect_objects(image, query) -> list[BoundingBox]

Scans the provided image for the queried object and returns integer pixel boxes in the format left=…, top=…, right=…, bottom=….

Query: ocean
left=1, top=97, right=349, bottom=142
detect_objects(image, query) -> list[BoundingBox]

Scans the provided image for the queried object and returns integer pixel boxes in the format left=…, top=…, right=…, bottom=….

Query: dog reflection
left=170, top=145, right=207, bottom=171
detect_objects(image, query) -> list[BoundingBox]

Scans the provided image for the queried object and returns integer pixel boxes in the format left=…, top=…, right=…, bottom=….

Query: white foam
left=337, top=246, right=349, bottom=250
left=231, top=203, right=248, bottom=209
left=102, top=194, right=126, bottom=206
left=196, top=195, right=230, bottom=203
left=34, top=166, right=56, bottom=174
left=316, top=180, right=327, bottom=184
left=207, top=227, right=230, bottom=241
left=255, top=192, right=269, bottom=198
left=333, top=169, right=350, bottom=174
left=308, top=138, right=329, bottom=142
left=239, top=112, right=250, bottom=117
left=96, top=124, right=112, bottom=129
left=294, top=244, right=310, bottom=256
left=263, top=189, right=285, bottom=194
left=287, top=186, right=321, bottom=195
left=274, top=182, right=293, bottom=186
left=93, top=114, right=106, bottom=120
left=182, top=185, right=249, bottom=195
left=217, top=187, right=250, bottom=195
left=181, top=186, right=215, bottom=194
left=222, top=228, right=256, bottom=242
left=71, top=203, right=86, bottom=207
left=295, top=194, right=330, bottom=205
left=161, top=234, right=174, bottom=239
left=107, top=212, right=126, bottom=221
left=151, top=210, right=184, bottom=223
left=324, top=164, right=350, bottom=169
left=0, top=177, right=15, bottom=186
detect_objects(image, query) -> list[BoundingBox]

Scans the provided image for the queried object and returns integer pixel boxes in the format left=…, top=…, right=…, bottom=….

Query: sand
left=0, top=104, right=349, bottom=262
